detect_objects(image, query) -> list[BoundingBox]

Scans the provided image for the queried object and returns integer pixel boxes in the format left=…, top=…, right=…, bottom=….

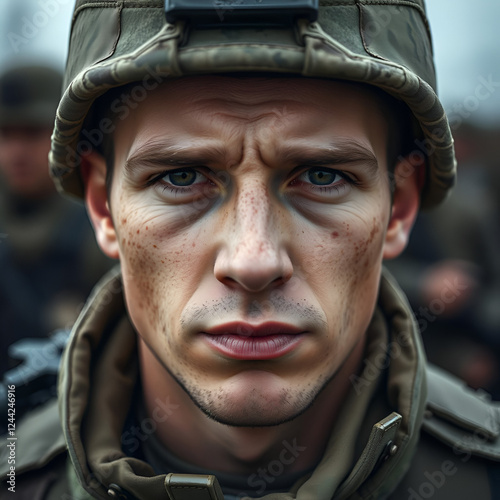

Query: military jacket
left=2, top=268, right=500, bottom=499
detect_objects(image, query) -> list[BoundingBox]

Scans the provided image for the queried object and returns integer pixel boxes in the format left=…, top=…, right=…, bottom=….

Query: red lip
left=201, top=322, right=306, bottom=360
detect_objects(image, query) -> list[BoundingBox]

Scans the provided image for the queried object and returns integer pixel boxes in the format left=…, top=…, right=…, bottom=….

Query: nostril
left=214, top=257, right=293, bottom=293
left=214, top=232, right=293, bottom=293
left=218, top=275, right=239, bottom=289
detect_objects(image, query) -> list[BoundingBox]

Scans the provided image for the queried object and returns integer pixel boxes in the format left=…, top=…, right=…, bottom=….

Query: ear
left=383, top=158, right=422, bottom=260
left=81, top=151, right=119, bottom=259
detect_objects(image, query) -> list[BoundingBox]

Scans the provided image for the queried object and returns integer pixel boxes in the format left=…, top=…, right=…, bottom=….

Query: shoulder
left=391, top=364, right=500, bottom=499
left=0, top=398, right=69, bottom=499
left=423, top=364, right=500, bottom=462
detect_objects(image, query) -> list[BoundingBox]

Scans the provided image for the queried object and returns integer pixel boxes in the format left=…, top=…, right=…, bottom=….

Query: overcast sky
left=0, top=0, right=499, bottom=125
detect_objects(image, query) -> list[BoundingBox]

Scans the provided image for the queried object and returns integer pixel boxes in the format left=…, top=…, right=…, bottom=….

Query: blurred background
left=0, top=0, right=499, bottom=412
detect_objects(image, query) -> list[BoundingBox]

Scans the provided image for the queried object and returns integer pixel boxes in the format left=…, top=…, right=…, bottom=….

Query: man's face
left=0, top=126, right=54, bottom=198
left=91, top=77, right=410, bottom=426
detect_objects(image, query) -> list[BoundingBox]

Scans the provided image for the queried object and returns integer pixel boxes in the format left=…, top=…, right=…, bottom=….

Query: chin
left=182, top=372, right=325, bottom=428
left=200, top=399, right=309, bottom=428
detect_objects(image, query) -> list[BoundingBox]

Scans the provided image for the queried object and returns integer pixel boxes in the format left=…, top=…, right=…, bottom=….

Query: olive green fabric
left=50, top=0, right=456, bottom=209
left=0, top=66, right=62, bottom=127
left=0, top=397, right=65, bottom=477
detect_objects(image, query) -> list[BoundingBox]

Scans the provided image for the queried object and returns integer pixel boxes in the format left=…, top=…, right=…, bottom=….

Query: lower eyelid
left=287, top=179, right=352, bottom=198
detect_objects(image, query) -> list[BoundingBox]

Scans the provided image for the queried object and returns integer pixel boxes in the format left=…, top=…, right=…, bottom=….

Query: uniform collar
left=59, top=267, right=427, bottom=499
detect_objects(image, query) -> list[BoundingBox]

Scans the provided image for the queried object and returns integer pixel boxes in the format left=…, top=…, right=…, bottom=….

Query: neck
left=138, top=336, right=365, bottom=475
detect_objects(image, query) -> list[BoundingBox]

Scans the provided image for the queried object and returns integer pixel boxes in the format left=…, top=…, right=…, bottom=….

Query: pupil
left=171, top=170, right=195, bottom=186
left=309, top=169, right=334, bottom=185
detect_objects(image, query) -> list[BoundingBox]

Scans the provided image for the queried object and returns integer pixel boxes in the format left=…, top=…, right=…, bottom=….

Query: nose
left=214, top=182, right=293, bottom=293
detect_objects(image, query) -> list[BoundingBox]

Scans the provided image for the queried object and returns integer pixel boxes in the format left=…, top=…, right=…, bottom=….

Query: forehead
left=111, top=76, right=391, bottom=159
left=124, top=75, right=388, bottom=115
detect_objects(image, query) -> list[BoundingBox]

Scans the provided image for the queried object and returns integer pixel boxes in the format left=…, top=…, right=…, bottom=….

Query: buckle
left=164, top=473, right=225, bottom=500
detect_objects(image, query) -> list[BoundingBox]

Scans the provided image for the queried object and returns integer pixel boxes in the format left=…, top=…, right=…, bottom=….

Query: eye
left=294, top=167, right=350, bottom=188
left=287, top=166, right=358, bottom=201
left=303, top=168, right=341, bottom=186
left=149, top=167, right=219, bottom=203
left=163, top=169, right=205, bottom=187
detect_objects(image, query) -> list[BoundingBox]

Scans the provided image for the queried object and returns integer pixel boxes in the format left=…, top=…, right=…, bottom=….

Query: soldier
left=1, top=1, right=499, bottom=499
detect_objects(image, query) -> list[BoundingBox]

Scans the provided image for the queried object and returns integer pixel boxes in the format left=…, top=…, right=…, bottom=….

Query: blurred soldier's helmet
left=0, top=65, right=62, bottom=128
left=50, top=0, right=456, bottom=209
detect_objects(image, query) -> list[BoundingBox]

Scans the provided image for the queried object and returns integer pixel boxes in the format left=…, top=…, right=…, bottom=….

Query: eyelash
left=148, top=168, right=212, bottom=193
left=148, top=166, right=359, bottom=196
left=290, top=167, right=359, bottom=192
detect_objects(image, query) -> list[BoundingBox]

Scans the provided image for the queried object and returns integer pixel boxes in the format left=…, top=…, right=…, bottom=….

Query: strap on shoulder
left=422, top=364, right=500, bottom=461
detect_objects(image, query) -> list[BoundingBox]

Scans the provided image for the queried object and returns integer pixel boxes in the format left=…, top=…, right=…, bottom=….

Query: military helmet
left=0, top=65, right=62, bottom=128
left=50, top=0, right=456, bottom=209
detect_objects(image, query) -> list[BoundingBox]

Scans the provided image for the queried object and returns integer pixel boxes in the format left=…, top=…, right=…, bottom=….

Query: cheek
left=299, top=213, right=385, bottom=287
left=343, top=215, right=386, bottom=332
left=345, top=215, right=385, bottom=286
left=297, top=212, right=386, bottom=341
left=113, top=198, right=209, bottom=348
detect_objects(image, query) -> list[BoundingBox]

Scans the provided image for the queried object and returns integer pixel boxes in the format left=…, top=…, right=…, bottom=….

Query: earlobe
left=383, top=157, right=422, bottom=260
left=82, top=151, right=119, bottom=259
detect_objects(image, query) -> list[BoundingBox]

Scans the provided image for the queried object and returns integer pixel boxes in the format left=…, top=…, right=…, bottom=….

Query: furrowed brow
left=124, top=140, right=224, bottom=176
left=281, top=139, right=379, bottom=173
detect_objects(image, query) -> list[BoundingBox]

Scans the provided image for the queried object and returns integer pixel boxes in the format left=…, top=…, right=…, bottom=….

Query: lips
left=201, top=322, right=306, bottom=360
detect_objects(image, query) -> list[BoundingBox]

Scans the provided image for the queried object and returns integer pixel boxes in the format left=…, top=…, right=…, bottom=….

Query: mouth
left=201, top=322, right=306, bottom=360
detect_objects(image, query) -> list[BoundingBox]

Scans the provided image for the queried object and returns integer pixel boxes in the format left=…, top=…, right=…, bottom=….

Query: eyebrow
left=278, top=139, right=379, bottom=174
left=124, top=139, right=226, bottom=177
left=124, top=138, right=379, bottom=176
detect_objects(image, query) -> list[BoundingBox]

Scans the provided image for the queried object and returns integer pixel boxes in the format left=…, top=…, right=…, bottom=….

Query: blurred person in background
left=0, top=65, right=113, bottom=418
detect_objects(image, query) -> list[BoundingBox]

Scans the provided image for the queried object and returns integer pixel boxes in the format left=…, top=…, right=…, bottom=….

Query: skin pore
left=84, top=76, right=419, bottom=475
